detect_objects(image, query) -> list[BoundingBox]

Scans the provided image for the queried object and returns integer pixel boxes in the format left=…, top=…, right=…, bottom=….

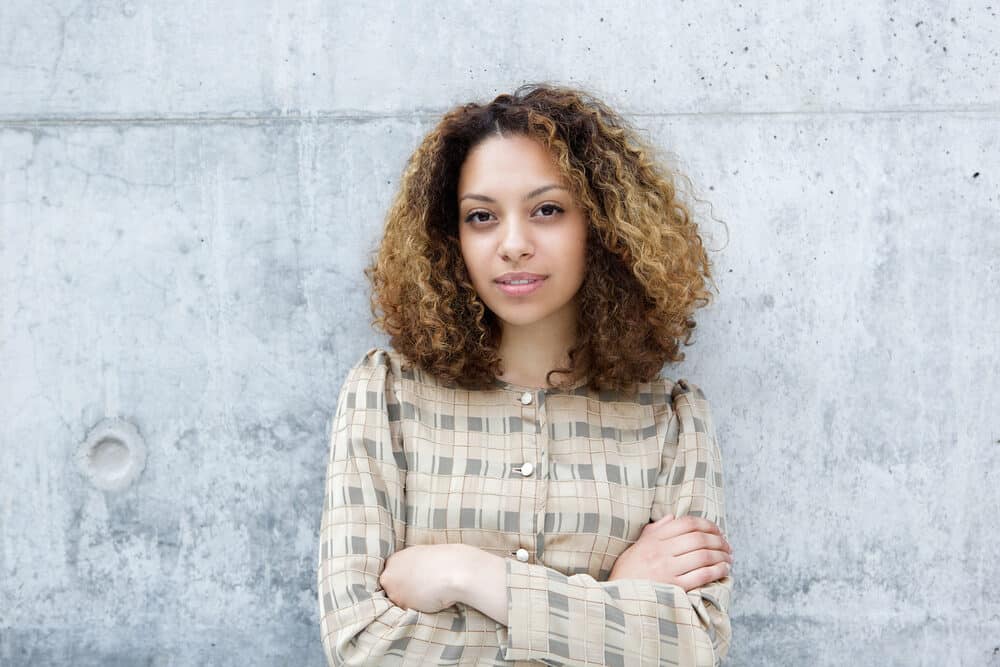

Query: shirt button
left=515, top=548, right=530, bottom=562
left=520, top=391, right=533, bottom=405
left=519, top=462, right=535, bottom=477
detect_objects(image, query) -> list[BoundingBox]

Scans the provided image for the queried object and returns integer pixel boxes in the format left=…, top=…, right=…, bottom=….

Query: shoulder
left=347, top=346, right=413, bottom=377
left=662, top=376, right=708, bottom=402
left=344, top=346, right=434, bottom=397
left=660, top=374, right=713, bottom=418
left=337, top=348, right=397, bottom=401
left=660, top=375, right=717, bottom=434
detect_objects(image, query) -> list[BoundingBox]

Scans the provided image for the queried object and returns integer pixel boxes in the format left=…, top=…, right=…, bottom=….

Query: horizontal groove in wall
left=1, top=106, right=999, bottom=128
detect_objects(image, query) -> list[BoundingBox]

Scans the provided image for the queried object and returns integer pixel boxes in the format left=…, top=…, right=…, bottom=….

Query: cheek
left=569, top=230, right=589, bottom=279
left=459, top=239, right=488, bottom=285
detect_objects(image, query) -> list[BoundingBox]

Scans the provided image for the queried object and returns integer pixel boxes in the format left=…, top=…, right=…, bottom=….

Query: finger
left=664, top=530, right=730, bottom=557
left=670, top=548, right=732, bottom=577
left=674, top=562, right=731, bottom=592
left=648, top=514, right=722, bottom=540
left=640, top=514, right=674, bottom=535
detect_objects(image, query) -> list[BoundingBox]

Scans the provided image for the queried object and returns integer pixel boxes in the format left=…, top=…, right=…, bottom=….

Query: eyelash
left=463, top=203, right=564, bottom=225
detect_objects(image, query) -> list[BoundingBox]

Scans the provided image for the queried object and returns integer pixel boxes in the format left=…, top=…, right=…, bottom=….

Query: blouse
left=317, top=346, right=732, bottom=666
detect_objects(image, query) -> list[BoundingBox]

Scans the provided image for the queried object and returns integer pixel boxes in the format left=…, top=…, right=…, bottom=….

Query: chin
left=493, top=308, right=552, bottom=328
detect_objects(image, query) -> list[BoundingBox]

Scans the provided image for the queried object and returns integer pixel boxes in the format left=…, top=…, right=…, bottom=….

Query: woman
left=317, top=82, right=733, bottom=666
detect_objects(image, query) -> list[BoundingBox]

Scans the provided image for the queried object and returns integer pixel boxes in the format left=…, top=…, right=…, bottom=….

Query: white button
left=519, top=462, right=534, bottom=477
left=520, top=391, right=533, bottom=405
left=515, top=548, right=529, bottom=562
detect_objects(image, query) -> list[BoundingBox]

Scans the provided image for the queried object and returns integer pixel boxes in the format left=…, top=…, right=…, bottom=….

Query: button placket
left=532, top=389, right=550, bottom=562
left=510, top=388, right=539, bottom=563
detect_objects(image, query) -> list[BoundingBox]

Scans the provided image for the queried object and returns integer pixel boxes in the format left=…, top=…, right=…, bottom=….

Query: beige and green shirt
left=317, top=346, right=732, bottom=666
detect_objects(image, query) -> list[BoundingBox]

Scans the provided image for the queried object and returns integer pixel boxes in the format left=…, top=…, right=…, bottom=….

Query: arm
left=485, top=379, right=732, bottom=667
left=452, top=546, right=509, bottom=626
left=316, top=349, right=502, bottom=666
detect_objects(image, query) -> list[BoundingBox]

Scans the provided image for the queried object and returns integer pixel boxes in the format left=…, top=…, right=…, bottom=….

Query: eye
left=462, top=204, right=564, bottom=225
left=536, top=203, right=564, bottom=217
left=464, top=210, right=493, bottom=224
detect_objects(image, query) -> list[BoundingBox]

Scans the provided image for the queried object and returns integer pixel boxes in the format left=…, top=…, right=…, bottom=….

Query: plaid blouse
left=317, top=347, right=732, bottom=666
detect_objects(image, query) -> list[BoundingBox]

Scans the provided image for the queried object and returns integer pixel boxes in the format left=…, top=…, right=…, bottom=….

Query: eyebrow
left=459, top=184, right=567, bottom=204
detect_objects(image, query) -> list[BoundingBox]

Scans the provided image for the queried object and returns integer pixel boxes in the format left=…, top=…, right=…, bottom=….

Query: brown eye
left=536, top=204, right=564, bottom=217
left=464, top=210, right=493, bottom=224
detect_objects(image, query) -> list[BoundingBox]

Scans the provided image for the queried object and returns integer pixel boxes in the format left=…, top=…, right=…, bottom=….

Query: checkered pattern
left=317, top=347, right=732, bottom=666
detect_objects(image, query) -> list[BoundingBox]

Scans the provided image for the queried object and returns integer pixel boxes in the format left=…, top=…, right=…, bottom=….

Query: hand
left=608, top=514, right=733, bottom=591
left=379, top=544, right=467, bottom=613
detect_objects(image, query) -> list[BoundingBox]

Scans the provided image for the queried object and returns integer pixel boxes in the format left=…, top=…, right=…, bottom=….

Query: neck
left=496, top=306, right=579, bottom=389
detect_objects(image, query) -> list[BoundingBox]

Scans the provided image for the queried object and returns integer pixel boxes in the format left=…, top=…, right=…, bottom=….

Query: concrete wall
left=2, top=1, right=997, bottom=665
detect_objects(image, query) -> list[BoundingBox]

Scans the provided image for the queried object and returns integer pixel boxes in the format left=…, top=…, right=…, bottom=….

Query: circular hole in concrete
left=77, top=418, right=147, bottom=491
left=88, top=436, right=132, bottom=479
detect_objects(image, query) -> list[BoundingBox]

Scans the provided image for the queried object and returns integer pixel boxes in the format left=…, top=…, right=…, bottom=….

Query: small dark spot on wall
left=973, top=172, right=980, bottom=178
left=915, top=20, right=923, bottom=27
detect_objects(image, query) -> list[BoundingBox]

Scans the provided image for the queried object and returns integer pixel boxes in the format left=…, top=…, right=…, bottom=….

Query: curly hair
left=364, top=81, right=718, bottom=392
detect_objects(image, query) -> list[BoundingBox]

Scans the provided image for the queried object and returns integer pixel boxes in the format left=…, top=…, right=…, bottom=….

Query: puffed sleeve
left=495, top=378, right=733, bottom=666
left=317, top=348, right=500, bottom=666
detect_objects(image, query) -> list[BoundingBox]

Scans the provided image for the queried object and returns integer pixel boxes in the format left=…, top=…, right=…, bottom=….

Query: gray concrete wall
left=2, top=1, right=997, bottom=665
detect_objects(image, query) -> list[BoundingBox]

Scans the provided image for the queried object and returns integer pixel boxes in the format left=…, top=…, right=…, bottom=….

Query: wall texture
left=2, top=1, right=998, bottom=665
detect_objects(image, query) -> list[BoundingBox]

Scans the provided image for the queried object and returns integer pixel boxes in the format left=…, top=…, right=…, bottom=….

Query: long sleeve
left=316, top=348, right=502, bottom=666
left=495, top=379, right=733, bottom=666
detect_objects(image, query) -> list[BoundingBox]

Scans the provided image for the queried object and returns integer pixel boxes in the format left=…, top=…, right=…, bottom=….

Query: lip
left=494, top=275, right=546, bottom=296
left=495, top=272, right=547, bottom=282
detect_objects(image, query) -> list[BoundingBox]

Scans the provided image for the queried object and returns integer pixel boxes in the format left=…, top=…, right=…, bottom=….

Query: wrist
left=448, top=544, right=497, bottom=605
left=444, top=543, right=475, bottom=604
left=448, top=544, right=510, bottom=624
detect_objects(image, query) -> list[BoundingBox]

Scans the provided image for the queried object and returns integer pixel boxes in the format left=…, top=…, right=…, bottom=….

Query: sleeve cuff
left=494, top=557, right=543, bottom=660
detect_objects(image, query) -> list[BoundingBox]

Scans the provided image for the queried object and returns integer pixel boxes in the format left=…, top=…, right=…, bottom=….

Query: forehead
left=458, top=135, right=564, bottom=188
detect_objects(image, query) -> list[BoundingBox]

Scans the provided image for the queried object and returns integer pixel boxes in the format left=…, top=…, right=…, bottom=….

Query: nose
left=497, top=217, right=534, bottom=262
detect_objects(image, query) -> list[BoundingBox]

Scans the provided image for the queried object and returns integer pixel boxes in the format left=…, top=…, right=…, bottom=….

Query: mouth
left=494, top=277, right=546, bottom=296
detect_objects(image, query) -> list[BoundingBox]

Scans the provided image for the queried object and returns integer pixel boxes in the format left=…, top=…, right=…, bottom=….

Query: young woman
left=317, top=82, right=733, bottom=666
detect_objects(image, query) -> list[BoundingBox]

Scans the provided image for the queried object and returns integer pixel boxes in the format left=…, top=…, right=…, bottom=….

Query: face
left=457, top=133, right=589, bottom=333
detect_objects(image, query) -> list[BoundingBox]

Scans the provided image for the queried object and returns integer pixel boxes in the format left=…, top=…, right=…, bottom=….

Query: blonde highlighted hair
left=365, top=82, right=717, bottom=391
